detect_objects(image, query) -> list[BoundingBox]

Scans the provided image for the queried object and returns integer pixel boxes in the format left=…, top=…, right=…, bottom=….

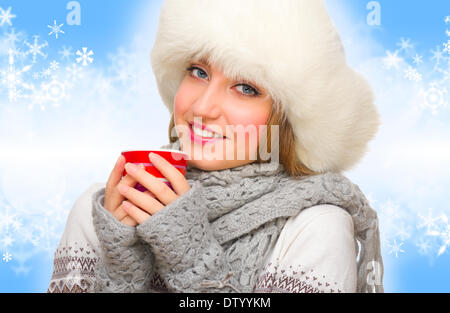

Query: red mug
left=121, top=149, right=188, bottom=193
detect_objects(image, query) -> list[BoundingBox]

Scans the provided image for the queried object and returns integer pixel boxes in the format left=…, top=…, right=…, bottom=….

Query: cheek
left=174, top=79, right=195, bottom=118
left=227, top=105, right=271, bottom=140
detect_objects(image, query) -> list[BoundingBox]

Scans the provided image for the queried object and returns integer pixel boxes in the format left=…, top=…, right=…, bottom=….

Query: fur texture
left=150, top=0, right=380, bottom=173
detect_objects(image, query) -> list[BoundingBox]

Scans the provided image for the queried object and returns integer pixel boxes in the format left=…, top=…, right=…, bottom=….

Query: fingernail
left=125, top=163, right=138, bottom=173
left=149, top=153, right=159, bottom=161
left=116, top=155, right=124, bottom=166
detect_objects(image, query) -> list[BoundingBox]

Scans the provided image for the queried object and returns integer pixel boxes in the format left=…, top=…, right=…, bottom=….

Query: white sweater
left=47, top=182, right=357, bottom=293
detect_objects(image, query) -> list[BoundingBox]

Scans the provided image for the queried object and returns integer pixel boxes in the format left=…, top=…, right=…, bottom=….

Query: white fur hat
left=150, top=0, right=380, bottom=173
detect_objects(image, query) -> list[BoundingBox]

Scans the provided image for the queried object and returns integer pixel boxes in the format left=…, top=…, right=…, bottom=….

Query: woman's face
left=174, top=58, right=273, bottom=171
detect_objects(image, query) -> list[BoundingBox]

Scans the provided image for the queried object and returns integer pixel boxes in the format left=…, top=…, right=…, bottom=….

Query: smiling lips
left=189, top=122, right=226, bottom=145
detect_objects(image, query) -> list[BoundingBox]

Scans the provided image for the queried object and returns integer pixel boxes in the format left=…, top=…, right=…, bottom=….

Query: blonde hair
left=168, top=103, right=317, bottom=178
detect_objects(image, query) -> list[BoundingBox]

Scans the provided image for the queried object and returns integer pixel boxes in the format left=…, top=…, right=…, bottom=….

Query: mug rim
left=121, top=149, right=188, bottom=156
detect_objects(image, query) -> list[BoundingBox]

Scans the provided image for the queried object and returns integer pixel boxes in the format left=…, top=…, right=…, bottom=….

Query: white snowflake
left=41, top=78, right=68, bottom=107
left=396, top=37, right=413, bottom=52
left=0, top=49, right=33, bottom=102
left=412, top=54, right=423, bottom=65
left=444, top=40, right=450, bottom=55
left=0, top=204, right=22, bottom=234
left=426, top=213, right=450, bottom=257
left=66, top=63, right=84, bottom=81
left=404, top=66, right=422, bottom=82
left=445, top=15, right=450, bottom=24
left=417, top=207, right=441, bottom=233
left=49, top=60, right=60, bottom=71
left=47, top=20, right=65, bottom=39
left=417, top=207, right=450, bottom=257
left=387, top=239, right=405, bottom=258
left=76, top=47, right=94, bottom=66
left=382, top=50, right=403, bottom=70
left=28, top=88, right=47, bottom=111
left=379, top=200, right=401, bottom=222
left=2, top=251, right=12, bottom=263
left=4, top=28, right=22, bottom=46
left=430, top=46, right=445, bottom=67
left=24, top=35, right=48, bottom=64
left=420, top=82, right=448, bottom=113
left=40, top=68, right=52, bottom=79
left=0, top=6, right=16, bottom=27
left=416, top=238, right=432, bottom=256
left=1, top=234, right=14, bottom=248
left=59, top=45, right=74, bottom=61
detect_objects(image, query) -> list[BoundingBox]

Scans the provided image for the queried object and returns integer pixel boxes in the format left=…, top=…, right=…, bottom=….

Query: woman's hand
left=104, top=155, right=151, bottom=227
left=116, top=152, right=191, bottom=225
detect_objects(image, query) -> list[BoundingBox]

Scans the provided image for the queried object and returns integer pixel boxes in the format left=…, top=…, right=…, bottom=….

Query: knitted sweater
left=48, top=139, right=383, bottom=293
left=47, top=182, right=357, bottom=293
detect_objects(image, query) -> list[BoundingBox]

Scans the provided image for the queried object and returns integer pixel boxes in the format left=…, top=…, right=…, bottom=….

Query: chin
left=188, top=158, right=256, bottom=172
left=188, top=159, right=230, bottom=171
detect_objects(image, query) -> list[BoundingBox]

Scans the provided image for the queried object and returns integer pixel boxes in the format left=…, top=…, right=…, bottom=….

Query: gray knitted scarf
left=91, top=140, right=384, bottom=293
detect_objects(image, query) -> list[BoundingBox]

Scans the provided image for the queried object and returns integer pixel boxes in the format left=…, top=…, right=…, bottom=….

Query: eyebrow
left=195, top=56, right=211, bottom=67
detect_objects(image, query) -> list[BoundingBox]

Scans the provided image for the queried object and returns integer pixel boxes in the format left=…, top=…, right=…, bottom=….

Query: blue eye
left=236, top=84, right=260, bottom=97
left=187, top=66, right=208, bottom=79
left=185, top=66, right=261, bottom=97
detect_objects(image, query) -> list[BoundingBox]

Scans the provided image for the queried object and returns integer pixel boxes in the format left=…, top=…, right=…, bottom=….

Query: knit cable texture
left=91, top=193, right=155, bottom=292
left=90, top=140, right=384, bottom=293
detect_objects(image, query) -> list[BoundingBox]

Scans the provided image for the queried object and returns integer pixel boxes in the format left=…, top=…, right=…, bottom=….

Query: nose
left=191, top=79, right=222, bottom=119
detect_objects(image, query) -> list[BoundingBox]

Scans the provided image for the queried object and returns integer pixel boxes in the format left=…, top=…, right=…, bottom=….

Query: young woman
left=48, top=0, right=384, bottom=293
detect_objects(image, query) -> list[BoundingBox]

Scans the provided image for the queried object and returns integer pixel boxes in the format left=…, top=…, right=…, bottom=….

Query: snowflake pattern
left=412, top=54, right=423, bottom=65
left=387, top=239, right=405, bottom=258
left=24, top=35, right=48, bottom=64
left=396, top=37, right=413, bottom=52
left=419, top=82, right=448, bottom=114
left=381, top=15, right=450, bottom=115
left=430, top=45, right=445, bottom=67
left=383, top=50, right=403, bottom=70
left=416, top=238, right=432, bottom=256
left=0, top=7, right=98, bottom=108
left=444, top=40, right=450, bottom=55
left=0, top=6, right=16, bottom=27
left=48, top=20, right=65, bottom=39
left=49, top=60, right=60, bottom=71
left=76, top=47, right=94, bottom=66
left=2, top=252, right=12, bottom=263
left=58, top=46, right=74, bottom=61
left=0, top=49, right=33, bottom=102
left=404, top=66, right=422, bottom=82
